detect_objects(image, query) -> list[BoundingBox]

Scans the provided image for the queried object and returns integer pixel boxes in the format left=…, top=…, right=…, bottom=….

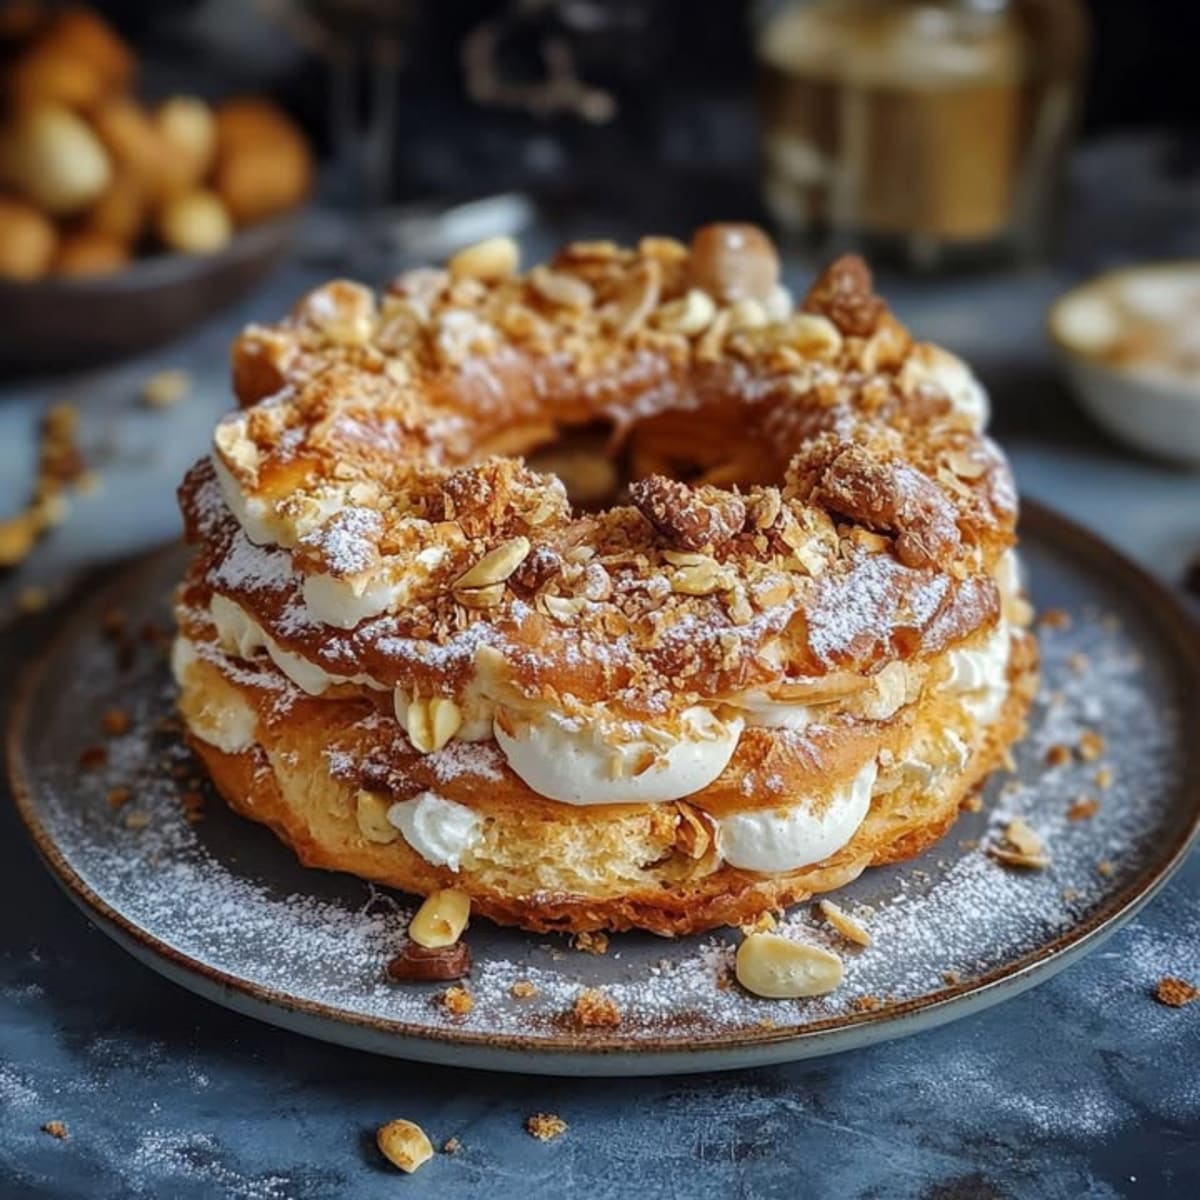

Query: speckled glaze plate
left=8, top=503, right=1200, bottom=1076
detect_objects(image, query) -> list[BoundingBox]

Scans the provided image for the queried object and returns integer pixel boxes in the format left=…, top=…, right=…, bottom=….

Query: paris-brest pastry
left=173, top=225, right=1037, bottom=936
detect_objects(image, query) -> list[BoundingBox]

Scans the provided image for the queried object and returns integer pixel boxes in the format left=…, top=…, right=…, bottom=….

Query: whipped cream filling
left=945, top=619, right=1012, bottom=723
left=731, top=692, right=818, bottom=731
left=213, top=454, right=295, bottom=548
left=718, top=758, right=877, bottom=873
left=171, top=635, right=259, bottom=753
left=387, top=791, right=482, bottom=872
left=493, top=705, right=744, bottom=806
left=904, top=346, right=990, bottom=430
left=208, top=595, right=383, bottom=696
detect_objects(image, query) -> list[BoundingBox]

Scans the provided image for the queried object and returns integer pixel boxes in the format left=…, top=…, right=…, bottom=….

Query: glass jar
left=755, top=0, right=1089, bottom=269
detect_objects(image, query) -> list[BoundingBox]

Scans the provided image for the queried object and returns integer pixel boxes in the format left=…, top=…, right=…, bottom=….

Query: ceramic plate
left=8, top=504, right=1200, bottom=1076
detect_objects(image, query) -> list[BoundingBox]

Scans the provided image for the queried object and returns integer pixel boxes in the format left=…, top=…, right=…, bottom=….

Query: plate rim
left=7, top=500, right=1200, bottom=1070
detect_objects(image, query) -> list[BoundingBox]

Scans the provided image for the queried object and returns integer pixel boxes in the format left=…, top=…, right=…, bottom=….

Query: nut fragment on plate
left=1153, top=976, right=1199, bottom=1008
left=818, top=900, right=872, bottom=947
left=1066, top=795, right=1100, bottom=821
left=41, top=1120, right=68, bottom=1140
left=386, top=941, right=471, bottom=983
left=573, top=987, right=621, bottom=1028
left=409, top=888, right=471, bottom=949
left=376, top=1119, right=434, bottom=1174
left=141, top=368, right=190, bottom=409
left=525, top=1113, right=568, bottom=1142
left=988, top=818, right=1049, bottom=869
left=735, top=933, right=844, bottom=999
left=510, top=979, right=537, bottom=999
left=441, top=985, right=473, bottom=1016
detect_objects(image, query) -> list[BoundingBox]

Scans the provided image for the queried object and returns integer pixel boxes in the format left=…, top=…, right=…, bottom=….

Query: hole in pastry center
left=521, top=408, right=783, bottom=511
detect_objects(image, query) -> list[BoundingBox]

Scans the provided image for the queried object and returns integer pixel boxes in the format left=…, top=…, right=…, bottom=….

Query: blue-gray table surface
left=2, top=140, right=1199, bottom=1198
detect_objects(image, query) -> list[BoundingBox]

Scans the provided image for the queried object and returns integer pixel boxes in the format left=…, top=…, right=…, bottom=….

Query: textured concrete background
left=2, top=140, right=1199, bottom=1198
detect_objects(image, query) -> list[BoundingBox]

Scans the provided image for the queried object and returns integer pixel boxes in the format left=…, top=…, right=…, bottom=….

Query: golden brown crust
left=175, top=225, right=1037, bottom=934
left=177, top=628, right=1036, bottom=936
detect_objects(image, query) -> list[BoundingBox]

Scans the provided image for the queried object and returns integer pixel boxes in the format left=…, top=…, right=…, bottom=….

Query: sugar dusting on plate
left=16, top=560, right=1191, bottom=1050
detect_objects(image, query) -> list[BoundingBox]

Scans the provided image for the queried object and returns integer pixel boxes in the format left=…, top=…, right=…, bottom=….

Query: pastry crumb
left=441, top=985, right=473, bottom=1016
left=740, top=911, right=777, bottom=936
left=441, top=1136, right=461, bottom=1154
left=17, top=585, right=50, bottom=614
left=1077, top=729, right=1106, bottom=762
left=960, top=793, right=983, bottom=813
left=851, top=995, right=883, bottom=1013
left=1096, top=859, right=1115, bottom=878
left=573, top=987, right=620, bottom=1029
left=942, top=970, right=961, bottom=985
left=78, top=745, right=108, bottom=770
left=141, top=368, right=191, bottom=409
left=1095, top=765, right=1114, bottom=790
left=105, top=786, right=131, bottom=809
left=41, top=1120, right=68, bottom=1140
left=1044, top=743, right=1072, bottom=767
left=525, top=1113, right=567, bottom=1142
left=1067, top=795, right=1099, bottom=821
left=123, top=810, right=151, bottom=831
left=1154, top=977, right=1198, bottom=1008
left=179, top=790, right=206, bottom=824
left=1038, top=608, right=1072, bottom=630
left=571, top=931, right=609, bottom=955
left=100, top=707, right=130, bottom=736
left=510, top=979, right=537, bottom=999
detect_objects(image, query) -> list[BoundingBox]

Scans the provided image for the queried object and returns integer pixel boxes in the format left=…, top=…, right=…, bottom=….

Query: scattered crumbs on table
left=1153, top=977, right=1198, bottom=1008
left=525, top=1113, right=567, bottom=1142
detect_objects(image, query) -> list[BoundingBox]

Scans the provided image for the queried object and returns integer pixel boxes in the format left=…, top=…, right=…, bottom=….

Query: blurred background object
left=755, top=0, right=1090, bottom=269
left=1, top=0, right=1199, bottom=466
left=0, top=2, right=313, bottom=368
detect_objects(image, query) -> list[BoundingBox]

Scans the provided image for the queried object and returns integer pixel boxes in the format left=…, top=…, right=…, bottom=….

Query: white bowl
left=1048, top=263, right=1200, bottom=467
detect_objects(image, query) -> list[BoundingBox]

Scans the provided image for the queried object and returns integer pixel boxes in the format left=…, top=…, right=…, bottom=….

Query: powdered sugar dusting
left=13, top=546, right=1195, bottom=1062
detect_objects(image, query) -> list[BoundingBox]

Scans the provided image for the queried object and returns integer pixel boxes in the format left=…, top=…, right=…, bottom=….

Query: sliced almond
left=454, top=536, right=530, bottom=590
left=530, top=266, right=593, bottom=310
left=818, top=900, right=872, bottom=947
left=654, top=288, right=717, bottom=337
left=735, top=933, right=844, bottom=999
left=448, top=235, right=519, bottom=282
left=1003, top=817, right=1043, bottom=857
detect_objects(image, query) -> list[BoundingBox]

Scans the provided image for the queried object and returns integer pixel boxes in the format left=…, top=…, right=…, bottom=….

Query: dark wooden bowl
left=0, top=213, right=297, bottom=374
